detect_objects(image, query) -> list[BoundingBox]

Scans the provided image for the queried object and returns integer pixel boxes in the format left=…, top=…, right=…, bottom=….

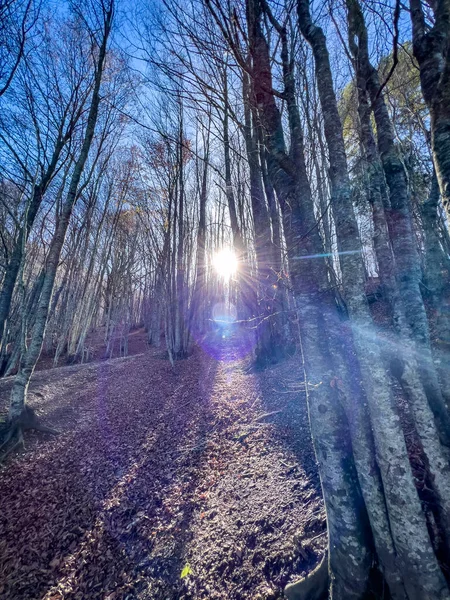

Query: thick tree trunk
left=295, top=295, right=373, bottom=600
left=242, top=66, right=284, bottom=365
left=421, top=170, right=450, bottom=304
left=297, top=1, right=450, bottom=596
left=245, top=0, right=375, bottom=592
left=347, top=0, right=450, bottom=441
left=420, top=170, right=450, bottom=395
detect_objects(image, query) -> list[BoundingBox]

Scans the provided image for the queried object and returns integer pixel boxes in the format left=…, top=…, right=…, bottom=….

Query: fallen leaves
left=0, top=339, right=325, bottom=599
left=180, top=563, right=192, bottom=578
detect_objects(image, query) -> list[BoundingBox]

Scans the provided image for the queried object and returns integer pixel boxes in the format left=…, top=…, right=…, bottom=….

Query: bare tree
left=0, top=0, right=40, bottom=96
left=4, top=0, right=115, bottom=447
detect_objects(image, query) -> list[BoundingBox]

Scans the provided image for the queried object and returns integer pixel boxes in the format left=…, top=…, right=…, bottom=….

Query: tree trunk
left=222, top=70, right=256, bottom=322
left=0, top=138, right=66, bottom=352
left=8, top=1, right=114, bottom=426
left=347, top=0, right=450, bottom=441
left=410, top=0, right=450, bottom=220
left=297, top=1, right=450, bottom=596
left=242, top=64, right=284, bottom=366
left=245, top=0, right=375, bottom=592
left=191, top=118, right=210, bottom=337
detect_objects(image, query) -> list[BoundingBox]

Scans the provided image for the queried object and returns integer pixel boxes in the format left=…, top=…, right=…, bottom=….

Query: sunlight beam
left=212, top=248, right=237, bottom=280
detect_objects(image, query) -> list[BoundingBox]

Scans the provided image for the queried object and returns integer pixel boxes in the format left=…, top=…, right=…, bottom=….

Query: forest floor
left=0, top=325, right=325, bottom=600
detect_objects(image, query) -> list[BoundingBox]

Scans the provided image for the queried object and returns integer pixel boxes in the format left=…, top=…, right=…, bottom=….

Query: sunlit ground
left=0, top=342, right=323, bottom=599
left=206, top=247, right=255, bottom=361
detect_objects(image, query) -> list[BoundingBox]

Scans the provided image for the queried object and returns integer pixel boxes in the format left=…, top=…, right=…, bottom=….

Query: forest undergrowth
left=0, top=327, right=326, bottom=600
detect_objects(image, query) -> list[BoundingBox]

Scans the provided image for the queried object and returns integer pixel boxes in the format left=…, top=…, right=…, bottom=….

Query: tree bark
left=297, top=0, right=450, bottom=596
left=347, top=0, right=450, bottom=441
left=242, top=64, right=284, bottom=365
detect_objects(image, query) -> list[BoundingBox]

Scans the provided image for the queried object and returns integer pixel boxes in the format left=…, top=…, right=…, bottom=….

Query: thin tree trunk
left=8, top=1, right=114, bottom=426
left=191, top=116, right=210, bottom=336
left=222, top=71, right=256, bottom=323
left=0, top=137, right=67, bottom=352
left=410, top=0, right=450, bottom=221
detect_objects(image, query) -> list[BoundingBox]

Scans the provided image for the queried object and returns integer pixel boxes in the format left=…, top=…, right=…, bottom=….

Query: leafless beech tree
left=0, top=0, right=40, bottom=96
left=4, top=0, right=115, bottom=445
left=1, top=0, right=450, bottom=597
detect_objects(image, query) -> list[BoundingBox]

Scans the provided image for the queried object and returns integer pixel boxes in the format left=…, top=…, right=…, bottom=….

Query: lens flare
left=212, top=248, right=237, bottom=280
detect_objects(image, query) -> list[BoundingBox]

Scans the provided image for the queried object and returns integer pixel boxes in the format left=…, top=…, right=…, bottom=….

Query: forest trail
left=0, top=329, right=325, bottom=600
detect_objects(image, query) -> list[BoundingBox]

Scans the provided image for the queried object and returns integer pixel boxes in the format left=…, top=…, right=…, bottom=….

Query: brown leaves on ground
left=0, top=335, right=325, bottom=600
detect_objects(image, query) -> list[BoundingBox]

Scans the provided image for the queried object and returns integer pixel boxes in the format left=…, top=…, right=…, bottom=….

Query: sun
left=212, top=248, right=237, bottom=280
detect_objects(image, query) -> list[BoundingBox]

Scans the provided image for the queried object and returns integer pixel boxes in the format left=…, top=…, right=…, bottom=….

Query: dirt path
left=0, top=329, right=325, bottom=599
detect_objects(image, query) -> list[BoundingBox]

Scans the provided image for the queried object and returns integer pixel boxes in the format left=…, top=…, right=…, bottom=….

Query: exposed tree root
left=284, top=554, right=328, bottom=600
left=0, top=427, right=24, bottom=461
left=0, top=406, right=59, bottom=462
